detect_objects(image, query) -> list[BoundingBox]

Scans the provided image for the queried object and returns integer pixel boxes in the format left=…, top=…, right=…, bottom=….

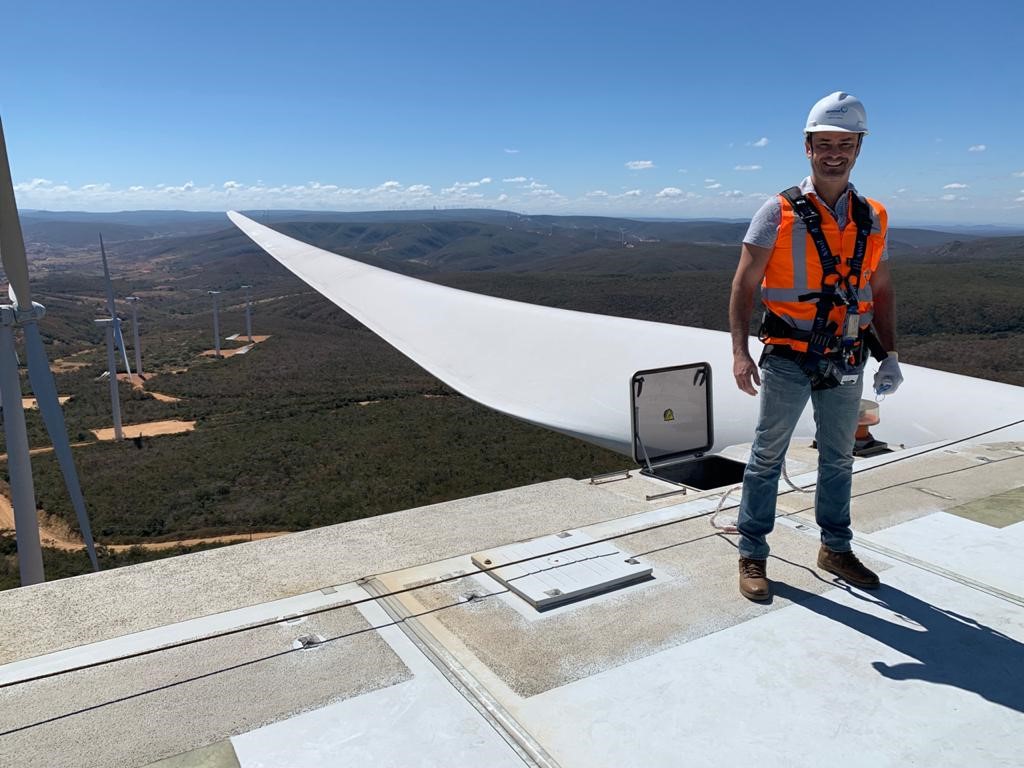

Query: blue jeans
left=736, top=353, right=863, bottom=560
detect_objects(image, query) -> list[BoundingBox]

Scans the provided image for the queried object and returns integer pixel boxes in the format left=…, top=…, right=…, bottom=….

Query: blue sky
left=2, top=0, right=1023, bottom=225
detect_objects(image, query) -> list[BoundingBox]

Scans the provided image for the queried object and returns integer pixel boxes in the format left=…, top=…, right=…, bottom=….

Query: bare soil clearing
left=90, top=419, right=196, bottom=442
left=0, top=492, right=287, bottom=552
left=21, top=396, right=73, bottom=409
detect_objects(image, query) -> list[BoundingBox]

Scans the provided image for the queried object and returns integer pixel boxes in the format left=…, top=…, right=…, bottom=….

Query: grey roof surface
left=1, top=436, right=1022, bottom=768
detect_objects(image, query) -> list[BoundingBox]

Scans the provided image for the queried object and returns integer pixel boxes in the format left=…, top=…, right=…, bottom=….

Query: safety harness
left=760, top=187, right=886, bottom=389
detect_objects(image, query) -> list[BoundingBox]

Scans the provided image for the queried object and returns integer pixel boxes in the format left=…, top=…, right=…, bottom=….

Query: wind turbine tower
left=126, top=296, right=142, bottom=377
left=241, top=284, right=253, bottom=343
left=209, top=290, right=221, bottom=358
left=95, top=317, right=123, bottom=441
left=0, top=114, right=99, bottom=584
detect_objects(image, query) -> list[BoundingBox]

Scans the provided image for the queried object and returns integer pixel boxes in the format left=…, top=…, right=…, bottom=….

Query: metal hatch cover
left=472, top=530, right=652, bottom=610
left=631, top=362, right=713, bottom=467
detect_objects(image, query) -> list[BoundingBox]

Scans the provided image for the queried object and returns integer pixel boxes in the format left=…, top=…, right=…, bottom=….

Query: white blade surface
left=0, top=117, right=31, bottom=309
left=229, top=211, right=762, bottom=454
left=23, top=323, right=99, bottom=571
left=229, top=211, right=1024, bottom=454
left=99, top=236, right=133, bottom=378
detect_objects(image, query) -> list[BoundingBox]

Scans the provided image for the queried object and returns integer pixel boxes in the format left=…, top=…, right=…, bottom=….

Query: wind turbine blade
left=23, top=323, right=100, bottom=571
left=98, top=234, right=117, bottom=318
left=228, top=211, right=1024, bottom=453
left=0, top=115, right=32, bottom=309
left=113, top=318, right=133, bottom=378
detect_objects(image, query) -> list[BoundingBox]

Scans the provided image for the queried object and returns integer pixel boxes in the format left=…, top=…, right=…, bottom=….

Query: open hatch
left=631, top=363, right=746, bottom=491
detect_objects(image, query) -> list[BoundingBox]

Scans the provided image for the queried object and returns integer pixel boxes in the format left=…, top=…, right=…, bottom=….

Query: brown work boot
left=817, top=546, right=880, bottom=589
left=739, top=557, right=771, bottom=601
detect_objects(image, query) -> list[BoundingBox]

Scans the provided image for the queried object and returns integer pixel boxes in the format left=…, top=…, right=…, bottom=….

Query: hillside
left=2, top=210, right=1022, bottom=589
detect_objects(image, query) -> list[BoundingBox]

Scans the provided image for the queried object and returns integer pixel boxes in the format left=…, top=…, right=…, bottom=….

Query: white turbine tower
left=125, top=296, right=142, bottom=377
left=95, top=317, right=123, bottom=441
left=241, top=284, right=253, bottom=343
left=0, top=115, right=99, bottom=585
left=209, top=290, right=221, bottom=357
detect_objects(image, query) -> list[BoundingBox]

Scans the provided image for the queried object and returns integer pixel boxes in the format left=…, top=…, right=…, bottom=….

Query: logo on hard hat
left=826, top=106, right=849, bottom=114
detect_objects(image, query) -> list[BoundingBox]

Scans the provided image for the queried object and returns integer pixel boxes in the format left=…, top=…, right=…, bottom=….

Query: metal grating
left=472, top=530, right=652, bottom=610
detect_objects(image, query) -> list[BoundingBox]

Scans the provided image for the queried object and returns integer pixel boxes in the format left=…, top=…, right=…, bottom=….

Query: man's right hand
left=733, top=351, right=761, bottom=396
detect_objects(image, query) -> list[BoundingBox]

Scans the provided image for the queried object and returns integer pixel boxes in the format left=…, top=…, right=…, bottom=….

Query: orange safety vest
left=761, top=190, right=887, bottom=353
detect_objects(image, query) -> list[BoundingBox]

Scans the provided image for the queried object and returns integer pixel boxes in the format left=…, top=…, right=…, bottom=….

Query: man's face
left=805, top=131, right=861, bottom=181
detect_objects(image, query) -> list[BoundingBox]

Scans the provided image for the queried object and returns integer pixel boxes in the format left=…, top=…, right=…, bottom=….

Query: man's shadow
left=771, top=574, right=1024, bottom=713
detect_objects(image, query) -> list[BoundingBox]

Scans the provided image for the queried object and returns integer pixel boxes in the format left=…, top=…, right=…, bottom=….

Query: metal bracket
left=589, top=469, right=632, bottom=485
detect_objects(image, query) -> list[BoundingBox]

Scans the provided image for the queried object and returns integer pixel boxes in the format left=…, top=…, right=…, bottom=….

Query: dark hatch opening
left=631, top=362, right=746, bottom=491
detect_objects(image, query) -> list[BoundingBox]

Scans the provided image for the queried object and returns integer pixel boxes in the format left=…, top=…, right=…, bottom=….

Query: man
left=728, top=91, right=903, bottom=601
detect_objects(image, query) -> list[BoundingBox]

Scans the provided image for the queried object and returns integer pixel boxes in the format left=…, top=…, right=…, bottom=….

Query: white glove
left=874, top=352, right=904, bottom=395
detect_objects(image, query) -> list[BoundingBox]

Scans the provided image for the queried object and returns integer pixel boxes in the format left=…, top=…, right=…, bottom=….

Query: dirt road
left=0, top=493, right=287, bottom=553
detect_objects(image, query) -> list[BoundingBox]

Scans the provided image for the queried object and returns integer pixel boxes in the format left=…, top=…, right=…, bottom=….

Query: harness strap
left=778, top=186, right=873, bottom=368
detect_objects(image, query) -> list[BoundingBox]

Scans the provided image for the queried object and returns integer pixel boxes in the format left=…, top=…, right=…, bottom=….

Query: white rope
left=782, top=463, right=815, bottom=493
left=710, top=462, right=815, bottom=534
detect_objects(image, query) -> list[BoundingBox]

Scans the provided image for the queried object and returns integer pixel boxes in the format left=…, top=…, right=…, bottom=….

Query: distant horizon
left=17, top=206, right=1024, bottom=233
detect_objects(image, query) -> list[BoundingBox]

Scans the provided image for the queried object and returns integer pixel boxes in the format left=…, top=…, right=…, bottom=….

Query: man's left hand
left=874, top=352, right=903, bottom=395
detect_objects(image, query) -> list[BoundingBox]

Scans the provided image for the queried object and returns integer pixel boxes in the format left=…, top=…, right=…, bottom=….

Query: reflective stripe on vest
left=761, top=191, right=887, bottom=351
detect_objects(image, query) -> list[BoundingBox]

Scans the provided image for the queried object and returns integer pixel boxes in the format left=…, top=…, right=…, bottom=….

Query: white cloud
left=678, top=168, right=688, bottom=173
left=497, top=193, right=509, bottom=202
left=734, top=165, right=762, bottom=172
left=527, top=181, right=548, bottom=190
left=1013, top=170, right=1024, bottom=177
left=1015, top=196, right=1024, bottom=203
left=442, top=176, right=492, bottom=195
left=968, top=144, right=986, bottom=152
left=656, top=187, right=699, bottom=200
left=943, top=183, right=969, bottom=189
left=625, top=160, right=654, bottom=170
left=749, top=137, right=769, bottom=148
left=940, top=194, right=965, bottom=201
left=721, top=190, right=745, bottom=198
left=586, top=190, right=609, bottom=198
left=13, top=177, right=461, bottom=211
left=502, top=176, right=527, bottom=183
left=704, top=178, right=716, bottom=183
left=503, top=148, right=519, bottom=154
left=621, top=189, right=642, bottom=197
left=705, top=182, right=722, bottom=189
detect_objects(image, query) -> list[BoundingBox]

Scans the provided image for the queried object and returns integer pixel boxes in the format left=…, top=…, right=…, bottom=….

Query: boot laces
left=741, top=559, right=766, bottom=579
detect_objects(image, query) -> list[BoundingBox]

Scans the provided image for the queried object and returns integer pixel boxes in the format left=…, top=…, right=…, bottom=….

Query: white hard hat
left=805, top=91, right=868, bottom=134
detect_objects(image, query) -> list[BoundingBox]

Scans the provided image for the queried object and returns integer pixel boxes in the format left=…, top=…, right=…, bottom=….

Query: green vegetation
left=3, top=214, right=1022, bottom=589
